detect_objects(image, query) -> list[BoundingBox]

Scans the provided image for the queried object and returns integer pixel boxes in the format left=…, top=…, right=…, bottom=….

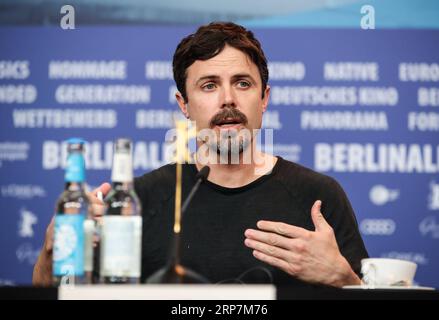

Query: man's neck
left=195, top=147, right=278, bottom=188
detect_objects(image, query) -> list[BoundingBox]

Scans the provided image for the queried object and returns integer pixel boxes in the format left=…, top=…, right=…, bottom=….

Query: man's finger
left=310, top=200, right=330, bottom=232
left=91, top=182, right=112, bottom=197
left=244, top=237, right=299, bottom=262
left=91, top=203, right=106, bottom=217
left=256, top=220, right=308, bottom=239
left=89, top=182, right=112, bottom=204
left=245, top=229, right=296, bottom=250
left=252, top=250, right=291, bottom=273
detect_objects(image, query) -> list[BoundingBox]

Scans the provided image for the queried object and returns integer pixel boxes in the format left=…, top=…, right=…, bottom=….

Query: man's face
left=176, top=45, right=270, bottom=155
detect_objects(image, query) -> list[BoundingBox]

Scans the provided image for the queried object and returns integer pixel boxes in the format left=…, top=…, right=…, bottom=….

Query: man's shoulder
left=275, top=158, right=351, bottom=213
left=276, top=157, right=340, bottom=190
left=134, top=162, right=176, bottom=192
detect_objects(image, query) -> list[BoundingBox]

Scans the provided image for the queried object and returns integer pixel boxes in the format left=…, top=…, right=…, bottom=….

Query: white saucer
left=343, top=285, right=436, bottom=291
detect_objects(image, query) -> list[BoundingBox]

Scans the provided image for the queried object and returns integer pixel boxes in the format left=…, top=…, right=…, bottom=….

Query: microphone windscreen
left=196, top=166, right=210, bottom=181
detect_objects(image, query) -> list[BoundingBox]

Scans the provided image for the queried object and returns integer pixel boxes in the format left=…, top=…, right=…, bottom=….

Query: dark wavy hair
left=173, top=22, right=269, bottom=103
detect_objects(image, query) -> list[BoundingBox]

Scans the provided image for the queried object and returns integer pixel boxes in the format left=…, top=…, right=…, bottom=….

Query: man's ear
left=261, top=85, right=270, bottom=113
left=176, top=92, right=190, bottom=118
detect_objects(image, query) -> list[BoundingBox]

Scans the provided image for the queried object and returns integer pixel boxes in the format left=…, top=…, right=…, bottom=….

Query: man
left=33, top=22, right=368, bottom=287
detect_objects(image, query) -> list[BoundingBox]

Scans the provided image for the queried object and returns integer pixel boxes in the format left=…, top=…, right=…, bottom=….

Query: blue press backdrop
left=0, top=26, right=438, bottom=287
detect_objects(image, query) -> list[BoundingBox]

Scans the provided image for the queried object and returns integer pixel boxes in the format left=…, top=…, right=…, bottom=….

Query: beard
left=210, top=107, right=250, bottom=156
left=216, top=128, right=251, bottom=155
left=195, top=106, right=254, bottom=164
left=196, top=126, right=253, bottom=165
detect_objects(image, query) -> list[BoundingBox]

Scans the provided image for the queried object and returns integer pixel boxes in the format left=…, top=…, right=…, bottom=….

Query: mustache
left=209, top=108, right=248, bottom=128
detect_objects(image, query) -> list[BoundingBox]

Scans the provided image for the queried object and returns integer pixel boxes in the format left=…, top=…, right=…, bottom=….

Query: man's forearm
left=32, top=250, right=52, bottom=286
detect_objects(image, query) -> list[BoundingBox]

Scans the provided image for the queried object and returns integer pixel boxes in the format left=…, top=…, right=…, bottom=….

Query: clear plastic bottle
left=100, top=138, right=142, bottom=284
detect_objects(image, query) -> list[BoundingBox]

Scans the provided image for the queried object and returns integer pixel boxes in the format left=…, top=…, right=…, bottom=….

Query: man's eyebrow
left=195, top=73, right=257, bottom=85
left=195, top=75, right=220, bottom=85
left=231, top=73, right=257, bottom=83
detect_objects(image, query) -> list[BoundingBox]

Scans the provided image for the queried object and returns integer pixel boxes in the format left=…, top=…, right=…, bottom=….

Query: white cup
left=361, top=258, right=417, bottom=287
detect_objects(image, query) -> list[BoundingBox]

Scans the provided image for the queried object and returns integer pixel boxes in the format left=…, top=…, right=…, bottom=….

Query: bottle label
left=53, top=214, right=85, bottom=277
left=111, top=152, right=133, bottom=183
left=65, top=153, right=85, bottom=182
left=100, top=216, right=142, bottom=277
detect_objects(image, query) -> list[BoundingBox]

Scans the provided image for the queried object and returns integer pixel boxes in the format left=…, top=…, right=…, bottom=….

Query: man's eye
left=202, top=83, right=216, bottom=90
left=237, top=81, right=250, bottom=88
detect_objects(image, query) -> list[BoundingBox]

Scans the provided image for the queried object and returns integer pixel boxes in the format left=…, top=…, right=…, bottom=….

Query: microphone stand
left=146, top=165, right=210, bottom=284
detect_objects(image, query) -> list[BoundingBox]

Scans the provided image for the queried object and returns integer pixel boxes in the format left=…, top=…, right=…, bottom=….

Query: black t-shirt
left=134, top=157, right=368, bottom=286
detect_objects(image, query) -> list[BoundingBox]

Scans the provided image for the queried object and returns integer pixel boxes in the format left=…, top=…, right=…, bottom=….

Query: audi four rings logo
left=360, top=219, right=396, bottom=235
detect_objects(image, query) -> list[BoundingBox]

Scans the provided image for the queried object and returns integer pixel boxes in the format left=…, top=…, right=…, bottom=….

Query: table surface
left=1, top=285, right=438, bottom=300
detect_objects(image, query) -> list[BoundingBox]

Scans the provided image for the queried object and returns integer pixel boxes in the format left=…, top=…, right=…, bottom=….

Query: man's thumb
left=92, top=182, right=112, bottom=198
left=311, top=200, right=329, bottom=231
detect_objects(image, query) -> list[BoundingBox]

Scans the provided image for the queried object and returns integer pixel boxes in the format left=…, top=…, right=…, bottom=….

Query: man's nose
left=221, top=84, right=236, bottom=108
